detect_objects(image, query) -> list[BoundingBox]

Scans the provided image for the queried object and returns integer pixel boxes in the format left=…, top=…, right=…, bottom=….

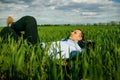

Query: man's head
left=69, top=29, right=84, bottom=42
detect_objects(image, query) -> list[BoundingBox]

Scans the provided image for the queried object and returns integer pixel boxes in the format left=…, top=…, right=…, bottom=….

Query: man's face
left=69, top=30, right=83, bottom=42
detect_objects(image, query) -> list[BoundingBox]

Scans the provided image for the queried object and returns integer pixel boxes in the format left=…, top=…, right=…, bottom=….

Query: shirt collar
left=67, top=39, right=78, bottom=45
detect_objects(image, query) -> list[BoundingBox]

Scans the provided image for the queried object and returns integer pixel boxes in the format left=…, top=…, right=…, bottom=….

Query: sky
left=0, top=0, right=120, bottom=26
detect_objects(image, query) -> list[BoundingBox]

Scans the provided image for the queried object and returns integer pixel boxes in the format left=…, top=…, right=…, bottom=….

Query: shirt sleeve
left=70, top=50, right=82, bottom=58
left=40, top=42, right=46, bottom=49
left=48, top=41, right=61, bottom=59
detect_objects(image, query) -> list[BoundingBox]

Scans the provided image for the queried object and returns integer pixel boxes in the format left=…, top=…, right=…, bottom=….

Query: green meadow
left=0, top=25, right=120, bottom=80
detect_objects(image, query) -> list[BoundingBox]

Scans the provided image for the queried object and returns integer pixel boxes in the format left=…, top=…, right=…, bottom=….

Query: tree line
left=38, top=21, right=120, bottom=27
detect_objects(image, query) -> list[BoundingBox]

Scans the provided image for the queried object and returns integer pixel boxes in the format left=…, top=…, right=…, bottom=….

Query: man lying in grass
left=48, top=29, right=83, bottom=59
left=42, top=29, right=95, bottom=80
left=41, top=29, right=94, bottom=59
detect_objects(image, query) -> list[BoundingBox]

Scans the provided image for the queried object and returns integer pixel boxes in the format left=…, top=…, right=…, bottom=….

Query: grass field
left=0, top=25, right=120, bottom=80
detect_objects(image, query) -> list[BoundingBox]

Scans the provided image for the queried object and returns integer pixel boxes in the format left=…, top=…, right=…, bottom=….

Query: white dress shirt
left=48, top=39, right=83, bottom=59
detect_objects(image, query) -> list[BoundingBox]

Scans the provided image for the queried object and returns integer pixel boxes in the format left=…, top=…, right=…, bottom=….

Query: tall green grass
left=0, top=26, right=120, bottom=80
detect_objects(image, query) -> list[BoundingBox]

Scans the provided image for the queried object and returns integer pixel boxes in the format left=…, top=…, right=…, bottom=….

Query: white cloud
left=0, top=2, right=29, bottom=11
left=72, top=0, right=114, bottom=4
left=8, top=4, right=29, bottom=11
left=0, top=0, right=120, bottom=26
left=99, top=4, right=120, bottom=11
left=82, top=12, right=97, bottom=16
left=48, top=6, right=56, bottom=10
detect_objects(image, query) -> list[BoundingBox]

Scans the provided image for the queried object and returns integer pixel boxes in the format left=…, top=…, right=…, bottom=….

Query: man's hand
left=7, top=16, right=14, bottom=27
left=87, top=40, right=92, bottom=42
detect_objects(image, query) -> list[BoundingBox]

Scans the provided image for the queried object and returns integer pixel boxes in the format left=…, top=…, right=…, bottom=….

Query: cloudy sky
left=0, top=0, right=120, bottom=26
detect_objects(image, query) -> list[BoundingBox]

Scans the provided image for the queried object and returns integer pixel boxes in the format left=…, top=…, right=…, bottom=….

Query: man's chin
left=69, top=36, right=72, bottom=39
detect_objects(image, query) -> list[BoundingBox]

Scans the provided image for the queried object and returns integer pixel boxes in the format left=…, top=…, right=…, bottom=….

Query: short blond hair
left=7, top=16, right=14, bottom=27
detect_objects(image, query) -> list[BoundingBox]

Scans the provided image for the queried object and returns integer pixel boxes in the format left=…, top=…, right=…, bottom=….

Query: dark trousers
left=0, top=27, right=19, bottom=42
left=11, top=16, right=40, bottom=44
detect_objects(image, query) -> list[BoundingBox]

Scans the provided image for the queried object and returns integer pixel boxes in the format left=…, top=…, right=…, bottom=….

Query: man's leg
left=23, top=16, right=40, bottom=44
left=11, top=16, right=40, bottom=44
